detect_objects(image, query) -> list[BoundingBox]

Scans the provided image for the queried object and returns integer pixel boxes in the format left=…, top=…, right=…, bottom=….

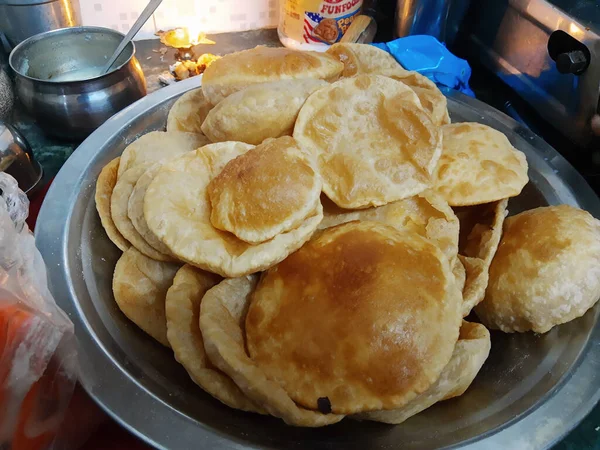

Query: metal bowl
left=35, top=77, right=600, bottom=449
left=0, top=121, right=43, bottom=194
left=9, top=26, right=146, bottom=140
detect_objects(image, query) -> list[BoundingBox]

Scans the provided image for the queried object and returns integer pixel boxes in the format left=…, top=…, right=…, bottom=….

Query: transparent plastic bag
left=0, top=173, right=77, bottom=450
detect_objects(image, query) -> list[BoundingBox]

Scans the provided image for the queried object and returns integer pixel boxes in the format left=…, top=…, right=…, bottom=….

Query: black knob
left=556, top=50, right=588, bottom=75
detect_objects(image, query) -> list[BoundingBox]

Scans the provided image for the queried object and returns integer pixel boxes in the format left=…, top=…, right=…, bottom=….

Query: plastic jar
left=278, top=0, right=364, bottom=51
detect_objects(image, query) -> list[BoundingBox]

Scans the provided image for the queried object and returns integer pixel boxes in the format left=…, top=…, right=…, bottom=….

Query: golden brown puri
left=294, top=74, right=442, bottom=209
left=246, top=221, right=462, bottom=415
left=117, top=131, right=209, bottom=178
left=95, top=157, right=130, bottom=252
left=455, top=199, right=508, bottom=317
left=433, top=123, right=529, bottom=206
left=166, top=88, right=213, bottom=135
left=400, top=74, right=450, bottom=126
left=208, top=137, right=322, bottom=244
left=389, top=70, right=439, bottom=89
left=127, top=163, right=171, bottom=256
left=453, top=258, right=467, bottom=293
left=200, top=276, right=343, bottom=426
left=475, top=205, right=600, bottom=333
left=456, top=200, right=508, bottom=259
left=111, top=165, right=174, bottom=262
left=326, top=46, right=450, bottom=127
left=381, top=70, right=450, bottom=127
left=355, top=321, right=490, bottom=424
left=201, top=46, right=343, bottom=105
left=201, top=79, right=328, bottom=145
left=319, top=190, right=459, bottom=265
left=144, top=142, right=323, bottom=277
left=112, top=247, right=181, bottom=346
left=165, top=265, right=265, bottom=413
left=411, top=85, right=450, bottom=127
left=326, top=43, right=409, bottom=78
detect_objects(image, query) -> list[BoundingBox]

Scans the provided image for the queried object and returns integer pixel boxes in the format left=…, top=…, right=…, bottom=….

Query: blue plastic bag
left=374, top=35, right=474, bottom=97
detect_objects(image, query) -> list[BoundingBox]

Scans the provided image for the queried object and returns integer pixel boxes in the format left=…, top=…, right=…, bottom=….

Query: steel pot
left=9, top=27, right=147, bottom=141
left=0, top=0, right=81, bottom=48
left=0, top=121, right=43, bottom=194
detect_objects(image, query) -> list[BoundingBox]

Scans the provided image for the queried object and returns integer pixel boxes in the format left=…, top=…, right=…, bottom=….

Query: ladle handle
left=102, top=0, right=163, bottom=74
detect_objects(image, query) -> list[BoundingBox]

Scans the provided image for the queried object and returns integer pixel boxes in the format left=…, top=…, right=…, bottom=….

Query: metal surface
left=395, top=0, right=451, bottom=40
left=0, top=67, right=14, bottom=121
left=9, top=27, right=147, bottom=140
left=0, top=0, right=81, bottom=48
left=468, top=0, right=600, bottom=148
left=0, top=121, right=43, bottom=195
left=394, top=0, right=471, bottom=45
left=35, top=77, right=600, bottom=450
left=546, top=0, right=600, bottom=31
left=102, top=0, right=163, bottom=74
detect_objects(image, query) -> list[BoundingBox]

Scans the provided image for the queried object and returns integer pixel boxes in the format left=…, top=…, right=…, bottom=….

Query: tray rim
left=34, top=76, right=600, bottom=450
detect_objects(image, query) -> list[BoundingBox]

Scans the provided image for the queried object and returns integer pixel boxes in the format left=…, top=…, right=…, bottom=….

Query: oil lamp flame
left=156, top=24, right=215, bottom=49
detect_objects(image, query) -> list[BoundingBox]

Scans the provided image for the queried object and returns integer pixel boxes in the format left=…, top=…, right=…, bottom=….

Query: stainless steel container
left=0, top=66, right=14, bottom=120
left=0, top=121, right=43, bottom=194
left=0, top=0, right=81, bottom=48
left=395, top=0, right=471, bottom=45
left=9, top=27, right=147, bottom=140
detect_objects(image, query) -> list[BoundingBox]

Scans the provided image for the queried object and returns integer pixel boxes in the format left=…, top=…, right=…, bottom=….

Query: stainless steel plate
left=35, top=76, right=600, bottom=450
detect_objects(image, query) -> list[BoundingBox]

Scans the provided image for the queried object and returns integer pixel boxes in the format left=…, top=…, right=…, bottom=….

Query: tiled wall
left=80, top=0, right=280, bottom=40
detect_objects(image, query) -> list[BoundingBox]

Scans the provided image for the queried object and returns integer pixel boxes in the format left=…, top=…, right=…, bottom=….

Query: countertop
left=3, top=27, right=599, bottom=450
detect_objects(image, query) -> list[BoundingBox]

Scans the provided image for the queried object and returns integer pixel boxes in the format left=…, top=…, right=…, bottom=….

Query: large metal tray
left=35, top=76, right=600, bottom=449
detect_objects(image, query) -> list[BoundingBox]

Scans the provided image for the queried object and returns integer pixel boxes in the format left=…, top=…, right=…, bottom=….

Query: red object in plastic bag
left=0, top=173, right=77, bottom=450
left=26, top=178, right=53, bottom=231
left=25, top=179, right=149, bottom=450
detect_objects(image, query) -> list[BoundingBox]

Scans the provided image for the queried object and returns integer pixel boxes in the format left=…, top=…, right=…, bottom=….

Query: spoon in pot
left=101, top=0, right=163, bottom=74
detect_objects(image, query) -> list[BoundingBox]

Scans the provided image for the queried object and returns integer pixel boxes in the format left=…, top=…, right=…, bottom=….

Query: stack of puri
left=94, top=44, right=600, bottom=426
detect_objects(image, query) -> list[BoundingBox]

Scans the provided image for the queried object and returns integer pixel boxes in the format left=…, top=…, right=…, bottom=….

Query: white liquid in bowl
left=49, top=67, right=103, bottom=82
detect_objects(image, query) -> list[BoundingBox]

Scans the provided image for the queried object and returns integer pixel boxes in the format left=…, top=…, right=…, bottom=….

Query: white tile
left=81, top=0, right=278, bottom=38
left=80, top=0, right=157, bottom=39
left=154, top=0, right=278, bottom=34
